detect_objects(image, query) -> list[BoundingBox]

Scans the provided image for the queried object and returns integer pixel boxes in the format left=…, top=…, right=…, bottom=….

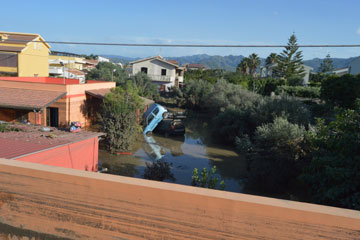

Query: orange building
left=0, top=76, right=116, bottom=127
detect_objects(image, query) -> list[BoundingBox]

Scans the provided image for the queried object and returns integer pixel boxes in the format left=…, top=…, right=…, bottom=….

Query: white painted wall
left=132, top=59, right=176, bottom=82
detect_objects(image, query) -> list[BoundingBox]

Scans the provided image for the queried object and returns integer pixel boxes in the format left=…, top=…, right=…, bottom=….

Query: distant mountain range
left=103, top=54, right=359, bottom=72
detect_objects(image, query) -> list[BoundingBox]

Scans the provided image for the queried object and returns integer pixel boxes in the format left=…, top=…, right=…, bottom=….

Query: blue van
left=143, top=103, right=168, bottom=134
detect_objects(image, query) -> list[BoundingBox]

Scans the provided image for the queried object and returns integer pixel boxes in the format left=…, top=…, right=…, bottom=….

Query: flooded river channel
left=99, top=115, right=248, bottom=193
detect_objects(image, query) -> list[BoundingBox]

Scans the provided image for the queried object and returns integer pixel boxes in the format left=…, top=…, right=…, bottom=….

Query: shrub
left=276, top=86, right=320, bottom=98
left=246, top=117, right=308, bottom=193
left=301, top=104, right=360, bottom=210
left=321, top=74, right=360, bottom=109
left=191, top=166, right=225, bottom=190
left=143, top=160, right=175, bottom=182
left=98, top=86, right=142, bottom=153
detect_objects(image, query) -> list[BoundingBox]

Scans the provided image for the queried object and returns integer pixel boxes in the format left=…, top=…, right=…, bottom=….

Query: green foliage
left=245, top=117, right=308, bottom=192
left=237, top=53, right=260, bottom=77
left=265, top=53, right=278, bottom=65
left=127, top=72, right=159, bottom=99
left=256, top=78, right=285, bottom=96
left=276, top=86, right=320, bottom=98
left=191, top=166, right=225, bottom=190
left=321, top=74, right=360, bottom=109
left=318, top=54, right=334, bottom=73
left=309, top=72, right=328, bottom=87
left=143, top=160, right=175, bottom=182
left=98, top=86, right=143, bottom=153
left=86, top=62, right=127, bottom=85
left=274, top=34, right=305, bottom=83
left=301, top=104, right=360, bottom=210
left=184, top=69, right=225, bottom=84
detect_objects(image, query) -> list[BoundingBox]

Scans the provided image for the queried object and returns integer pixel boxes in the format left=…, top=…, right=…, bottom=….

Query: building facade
left=130, top=56, right=184, bottom=89
left=0, top=77, right=115, bottom=127
left=0, top=31, right=50, bottom=77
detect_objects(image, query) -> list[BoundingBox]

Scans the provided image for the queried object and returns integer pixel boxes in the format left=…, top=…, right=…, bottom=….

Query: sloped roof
left=0, top=87, right=66, bottom=110
left=130, top=56, right=179, bottom=67
left=0, top=31, right=51, bottom=50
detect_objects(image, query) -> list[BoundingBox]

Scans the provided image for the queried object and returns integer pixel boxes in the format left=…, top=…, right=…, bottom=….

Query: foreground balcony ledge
left=0, top=158, right=359, bottom=240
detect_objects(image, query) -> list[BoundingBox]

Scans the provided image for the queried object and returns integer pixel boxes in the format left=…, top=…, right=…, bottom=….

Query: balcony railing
left=146, top=74, right=173, bottom=82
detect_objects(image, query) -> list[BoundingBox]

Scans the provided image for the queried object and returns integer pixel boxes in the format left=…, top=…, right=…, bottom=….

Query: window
left=161, top=69, right=167, bottom=76
left=38, top=43, right=42, bottom=50
left=33, top=42, right=37, bottom=50
left=152, top=107, right=159, bottom=115
left=141, top=67, right=148, bottom=74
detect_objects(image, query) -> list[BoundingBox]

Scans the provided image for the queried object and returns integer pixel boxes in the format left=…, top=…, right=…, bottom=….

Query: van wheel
left=163, top=112, right=169, bottom=119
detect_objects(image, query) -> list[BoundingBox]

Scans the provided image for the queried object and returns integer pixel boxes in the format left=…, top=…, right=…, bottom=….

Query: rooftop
left=0, top=31, right=50, bottom=49
left=0, top=76, right=110, bottom=85
left=0, top=123, right=103, bottom=159
left=0, top=87, right=66, bottom=110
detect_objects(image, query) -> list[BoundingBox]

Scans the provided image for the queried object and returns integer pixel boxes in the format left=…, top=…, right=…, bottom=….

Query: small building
left=185, top=63, right=207, bottom=71
left=0, top=123, right=102, bottom=171
left=65, top=68, right=86, bottom=83
left=0, top=31, right=51, bottom=77
left=328, top=67, right=350, bottom=76
left=98, top=56, right=111, bottom=62
left=129, top=56, right=184, bottom=89
left=83, top=59, right=99, bottom=71
left=349, top=57, right=360, bottom=75
left=0, top=76, right=115, bottom=127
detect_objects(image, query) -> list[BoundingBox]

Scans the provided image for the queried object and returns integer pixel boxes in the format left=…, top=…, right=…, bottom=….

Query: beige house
left=129, top=56, right=184, bottom=90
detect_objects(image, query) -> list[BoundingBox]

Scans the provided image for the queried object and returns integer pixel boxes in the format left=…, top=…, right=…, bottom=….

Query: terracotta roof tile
left=0, top=87, right=66, bottom=110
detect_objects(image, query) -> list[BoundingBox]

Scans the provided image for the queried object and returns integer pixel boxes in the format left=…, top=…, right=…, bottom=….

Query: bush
left=321, top=74, right=360, bottom=109
left=301, top=104, right=360, bottom=210
left=98, top=85, right=142, bottom=153
left=276, top=86, right=320, bottom=98
left=191, top=166, right=225, bottom=190
left=143, top=160, right=175, bottom=182
left=127, top=72, right=159, bottom=99
left=246, top=117, right=308, bottom=193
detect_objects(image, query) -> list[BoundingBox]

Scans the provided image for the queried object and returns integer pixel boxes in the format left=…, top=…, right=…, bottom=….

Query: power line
left=4, top=39, right=360, bottom=48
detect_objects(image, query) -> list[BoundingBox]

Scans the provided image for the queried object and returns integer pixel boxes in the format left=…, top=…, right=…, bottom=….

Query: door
left=47, top=107, right=59, bottom=127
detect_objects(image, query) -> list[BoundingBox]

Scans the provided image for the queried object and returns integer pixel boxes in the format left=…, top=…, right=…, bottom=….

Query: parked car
left=143, top=103, right=168, bottom=134
left=155, top=119, right=185, bottom=136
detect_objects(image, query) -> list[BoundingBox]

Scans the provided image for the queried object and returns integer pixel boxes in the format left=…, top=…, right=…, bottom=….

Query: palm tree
left=237, top=57, right=250, bottom=75
left=248, top=53, right=260, bottom=77
left=265, top=53, right=277, bottom=66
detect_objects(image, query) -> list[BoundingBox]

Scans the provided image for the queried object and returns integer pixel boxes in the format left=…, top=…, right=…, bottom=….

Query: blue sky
left=2, top=0, right=360, bottom=59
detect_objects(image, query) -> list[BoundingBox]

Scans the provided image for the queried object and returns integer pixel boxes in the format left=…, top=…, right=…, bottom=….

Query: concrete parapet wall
left=0, top=158, right=359, bottom=239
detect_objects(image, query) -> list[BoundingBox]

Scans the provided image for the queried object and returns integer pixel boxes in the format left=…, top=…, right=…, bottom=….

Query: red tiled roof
left=186, top=64, right=206, bottom=69
left=84, top=59, right=99, bottom=65
left=167, top=60, right=179, bottom=65
left=85, top=88, right=112, bottom=98
left=67, top=69, right=85, bottom=75
left=0, top=124, right=103, bottom=159
left=0, top=87, right=66, bottom=110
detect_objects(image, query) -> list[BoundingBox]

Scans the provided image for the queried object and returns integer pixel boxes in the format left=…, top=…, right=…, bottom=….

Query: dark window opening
left=161, top=69, right=167, bottom=76
left=141, top=67, right=148, bottom=74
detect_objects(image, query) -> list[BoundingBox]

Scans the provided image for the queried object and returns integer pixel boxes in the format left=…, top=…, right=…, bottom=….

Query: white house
left=260, top=63, right=313, bottom=85
left=129, top=56, right=184, bottom=90
left=98, top=56, right=110, bottom=63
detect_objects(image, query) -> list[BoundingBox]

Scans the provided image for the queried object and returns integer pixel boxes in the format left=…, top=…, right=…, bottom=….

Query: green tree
left=274, top=34, right=305, bottom=84
left=265, top=53, right=278, bottom=66
left=248, top=53, right=261, bottom=77
left=237, top=57, right=250, bottom=75
left=321, top=74, right=360, bottom=109
left=318, top=54, right=334, bottom=73
left=128, top=72, right=159, bottom=99
left=98, top=85, right=143, bottom=153
left=301, top=104, right=360, bottom=210
left=246, top=117, right=308, bottom=193
left=86, top=62, right=127, bottom=85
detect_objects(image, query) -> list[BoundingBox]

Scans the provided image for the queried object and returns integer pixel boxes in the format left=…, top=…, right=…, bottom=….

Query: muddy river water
left=99, top=114, right=249, bottom=193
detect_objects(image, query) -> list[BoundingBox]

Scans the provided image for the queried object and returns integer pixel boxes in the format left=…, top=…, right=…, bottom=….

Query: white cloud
left=357, top=27, right=360, bottom=35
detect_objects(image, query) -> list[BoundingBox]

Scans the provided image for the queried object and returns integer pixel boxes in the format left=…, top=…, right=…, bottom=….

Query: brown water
left=99, top=115, right=248, bottom=192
